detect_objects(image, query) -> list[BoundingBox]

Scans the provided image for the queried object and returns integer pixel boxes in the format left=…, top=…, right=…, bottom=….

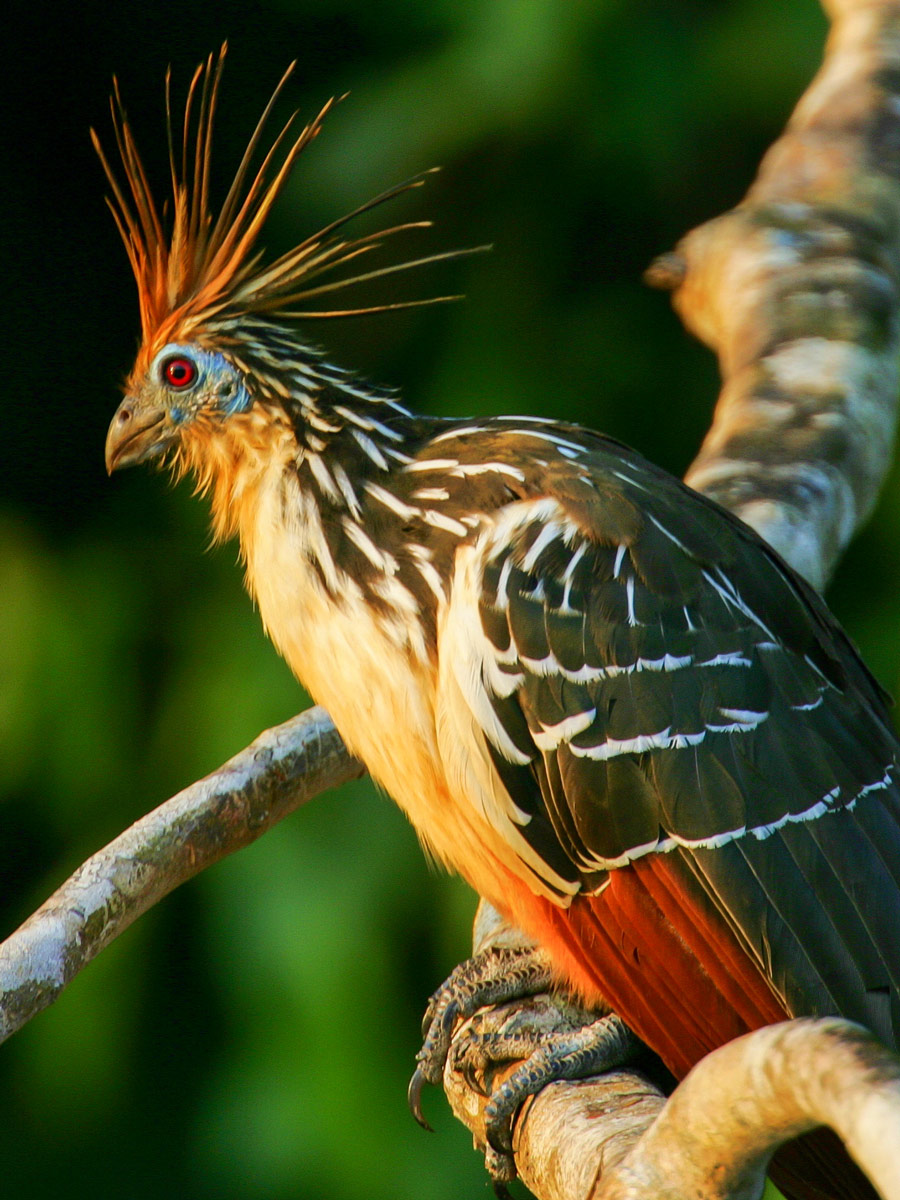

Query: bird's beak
left=105, top=399, right=172, bottom=474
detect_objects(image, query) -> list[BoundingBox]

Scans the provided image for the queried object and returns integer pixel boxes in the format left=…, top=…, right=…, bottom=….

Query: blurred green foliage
left=2, top=1, right=897, bottom=1197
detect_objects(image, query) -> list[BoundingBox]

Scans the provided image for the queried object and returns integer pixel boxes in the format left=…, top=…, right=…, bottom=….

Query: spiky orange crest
left=93, top=46, right=473, bottom=378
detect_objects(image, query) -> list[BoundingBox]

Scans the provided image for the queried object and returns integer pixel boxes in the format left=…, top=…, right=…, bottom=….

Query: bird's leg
left=409, top=945, right=646, bottom=1188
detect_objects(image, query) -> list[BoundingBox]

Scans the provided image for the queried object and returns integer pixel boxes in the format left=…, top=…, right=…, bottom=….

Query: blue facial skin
left=150, top=343, right=253, bottom=424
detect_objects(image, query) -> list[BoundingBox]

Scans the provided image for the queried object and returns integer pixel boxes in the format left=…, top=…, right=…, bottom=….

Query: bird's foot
left=464, top=1010, right=640, bottom=1158
left=408, top=945, right=556, bottom=1125
left=408, top=946, right=644, bottom=1191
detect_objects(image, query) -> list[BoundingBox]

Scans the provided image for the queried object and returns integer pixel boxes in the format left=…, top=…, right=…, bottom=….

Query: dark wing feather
left=448, top=422, right=900, bottom=1048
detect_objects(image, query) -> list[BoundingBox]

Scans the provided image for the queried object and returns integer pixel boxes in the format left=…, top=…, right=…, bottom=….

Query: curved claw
left=410, top=945, right=559, bottom=1165
left=485, top=1145, right=517, bottom=1192
left=407, top=1066, right=434, bottom=1132
left=484, top=1105, right=515, bottom=1157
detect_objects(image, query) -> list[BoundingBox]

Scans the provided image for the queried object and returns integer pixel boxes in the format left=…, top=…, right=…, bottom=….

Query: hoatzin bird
left=99, top=53, right=900, bottom=1200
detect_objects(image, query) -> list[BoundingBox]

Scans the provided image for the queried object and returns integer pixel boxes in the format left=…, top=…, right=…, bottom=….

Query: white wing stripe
left=568, top=716, right=766, bottom=761
left=532, top=709, right=597, bottom=751
left=583, top=765, right=896, bottom=870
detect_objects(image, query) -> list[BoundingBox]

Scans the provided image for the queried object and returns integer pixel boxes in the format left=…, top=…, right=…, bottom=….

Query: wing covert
left=437, top=471, right=898, bottom=900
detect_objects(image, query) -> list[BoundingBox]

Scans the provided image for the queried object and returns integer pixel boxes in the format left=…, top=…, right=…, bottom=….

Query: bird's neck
left=178, top=320, right=422, bottom=542
left=178, top=358, right=417, bottom=535
left=178, top=368, right=453, bottom=670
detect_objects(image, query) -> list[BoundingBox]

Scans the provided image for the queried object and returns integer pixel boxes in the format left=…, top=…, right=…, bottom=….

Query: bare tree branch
left=444, top=1012, right=900, bottom=1200
left=0, top=708, right=362, bottom=1043
left=671, top=0, right=900, bottom=588
left=594, top=1019, right=900, bottom=1200
left=2, top=0, right=900, bottom=1197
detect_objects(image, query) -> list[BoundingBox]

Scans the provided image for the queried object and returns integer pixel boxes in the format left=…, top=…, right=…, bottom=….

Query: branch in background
left=2, top=0, right=900, bottom=1197
left=653, top=0, right=900, bottom=588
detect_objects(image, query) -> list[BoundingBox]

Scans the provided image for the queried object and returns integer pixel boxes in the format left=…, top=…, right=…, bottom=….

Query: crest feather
left=92, top=45, right=484, bottom=373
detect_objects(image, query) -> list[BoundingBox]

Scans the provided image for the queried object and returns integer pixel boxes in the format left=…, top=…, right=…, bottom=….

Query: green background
left=1, top=1, right=894, bottom=1197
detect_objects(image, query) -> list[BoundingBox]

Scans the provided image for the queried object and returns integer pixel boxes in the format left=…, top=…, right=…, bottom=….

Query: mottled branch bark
left=0, top=708, right=362, bottom=1043
left=594, top=1020, right=900, bottom=1200
left=671, top=0, right=900, bottom=589
left=3, top=0, right=900, bottom=1197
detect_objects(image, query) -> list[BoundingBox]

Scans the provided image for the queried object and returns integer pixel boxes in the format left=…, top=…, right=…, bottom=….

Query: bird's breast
left=237, top=468, right=517, bottom=891
left=242, top=471, right=430, bottom=770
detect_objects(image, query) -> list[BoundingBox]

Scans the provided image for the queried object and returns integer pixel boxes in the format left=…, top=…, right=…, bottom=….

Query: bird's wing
left=435, top=426, right=900, bottom=1048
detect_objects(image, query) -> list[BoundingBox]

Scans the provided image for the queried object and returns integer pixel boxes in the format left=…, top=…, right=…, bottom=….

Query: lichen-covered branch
left=444, top=918, right=900, bottom=1200
left=0, top=708, right=362, bottom=1042
left=3, top=1, right=900, bottom=1198
left=652, top=0, right=900, bottom=588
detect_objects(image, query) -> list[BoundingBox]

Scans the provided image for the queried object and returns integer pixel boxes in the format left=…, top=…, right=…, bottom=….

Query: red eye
left=163, top=356, right=198, bottom=389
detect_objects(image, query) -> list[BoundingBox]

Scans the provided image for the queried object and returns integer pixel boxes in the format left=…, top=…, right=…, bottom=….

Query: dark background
left=2, top=2, right=897, bottom=1197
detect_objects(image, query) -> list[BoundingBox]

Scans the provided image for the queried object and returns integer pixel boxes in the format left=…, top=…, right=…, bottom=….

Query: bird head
left=105, top=343, right=251, bottom=473
left=98, top=46, right=478, bottom=483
